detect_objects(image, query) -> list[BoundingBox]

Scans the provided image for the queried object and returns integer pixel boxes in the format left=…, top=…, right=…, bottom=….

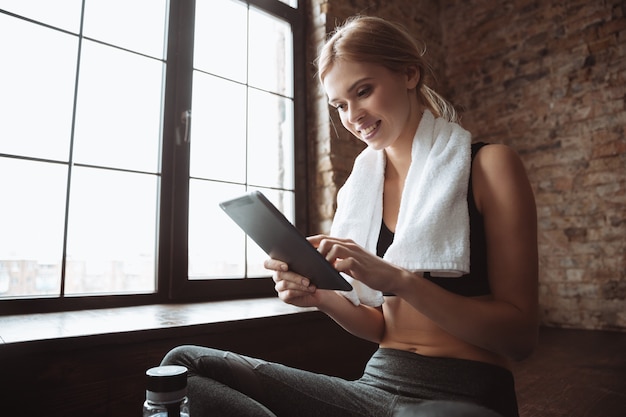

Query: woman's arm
left=265, top=259, right=386, bottom=343
left=391, top=144, right=539, bottom=360
left=317, top=290, right=385, bottom=343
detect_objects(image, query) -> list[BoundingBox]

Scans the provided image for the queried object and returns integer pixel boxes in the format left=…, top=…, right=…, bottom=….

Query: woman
left=162, top=15, right=538, bottom=417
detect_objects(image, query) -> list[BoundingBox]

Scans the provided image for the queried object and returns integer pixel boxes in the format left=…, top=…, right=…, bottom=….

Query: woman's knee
left=160, top=346, right=245, bottom=383
left=160, top=345, right=207, bottom=368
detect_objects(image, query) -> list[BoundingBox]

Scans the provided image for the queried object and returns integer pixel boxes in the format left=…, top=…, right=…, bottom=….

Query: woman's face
left=323, top=59, right=421, bottom=151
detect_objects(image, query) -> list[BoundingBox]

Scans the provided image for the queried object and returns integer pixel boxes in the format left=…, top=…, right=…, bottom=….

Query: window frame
left=0, top=0, right=308, bottom=314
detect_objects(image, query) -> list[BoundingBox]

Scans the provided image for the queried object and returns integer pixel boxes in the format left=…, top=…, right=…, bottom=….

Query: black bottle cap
left=146, top=365, right=188, bottom=393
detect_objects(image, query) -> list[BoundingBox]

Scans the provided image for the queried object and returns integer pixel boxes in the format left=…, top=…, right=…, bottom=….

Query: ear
left=405, top=65, right=420, bottom=90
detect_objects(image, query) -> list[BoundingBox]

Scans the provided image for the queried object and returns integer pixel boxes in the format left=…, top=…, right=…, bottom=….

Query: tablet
left=219, top=191, right=352, bottom=291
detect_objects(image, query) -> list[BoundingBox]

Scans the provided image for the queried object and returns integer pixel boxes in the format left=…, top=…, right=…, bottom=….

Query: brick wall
left=443, top=0, right=626, bottom=331
left=306, top=0, right=626, bottom=331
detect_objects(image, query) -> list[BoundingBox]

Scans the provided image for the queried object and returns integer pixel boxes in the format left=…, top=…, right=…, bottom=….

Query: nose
left=346, top=103, right=364, bottom=125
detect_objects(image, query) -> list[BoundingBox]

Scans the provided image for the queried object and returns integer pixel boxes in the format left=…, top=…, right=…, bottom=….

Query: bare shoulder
left=471, top=143, right=535, bottom=215
left=473, top=143, right=527, bottom=180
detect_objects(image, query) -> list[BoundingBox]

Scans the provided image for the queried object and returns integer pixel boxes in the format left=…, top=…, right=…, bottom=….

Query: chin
left=362, top=136, right=388, bottom=150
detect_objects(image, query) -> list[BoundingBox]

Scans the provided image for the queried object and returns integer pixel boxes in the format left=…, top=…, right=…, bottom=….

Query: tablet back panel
left=219, top=191, right=352, bottom=291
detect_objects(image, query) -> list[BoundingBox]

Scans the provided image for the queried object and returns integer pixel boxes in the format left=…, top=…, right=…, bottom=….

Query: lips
left=358, top=121, right=380, bottom=138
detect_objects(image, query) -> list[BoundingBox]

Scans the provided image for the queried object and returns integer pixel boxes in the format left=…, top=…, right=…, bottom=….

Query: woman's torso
left=377, top=142, right=509, bottom=369
left=379, top=295, right=508, bottom=368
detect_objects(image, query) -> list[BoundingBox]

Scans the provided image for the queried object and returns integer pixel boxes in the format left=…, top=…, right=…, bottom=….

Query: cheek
left=381, top=81, right=411, bottom=113
left=381, top=90, right=404, bottom=113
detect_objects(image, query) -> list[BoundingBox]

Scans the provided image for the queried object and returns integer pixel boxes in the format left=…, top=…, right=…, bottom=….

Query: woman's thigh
left=162, top=345, right=395, bottom=417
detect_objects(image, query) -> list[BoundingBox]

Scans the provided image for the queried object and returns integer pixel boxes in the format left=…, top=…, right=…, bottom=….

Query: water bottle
left=143, top=365, right=190, bottom=417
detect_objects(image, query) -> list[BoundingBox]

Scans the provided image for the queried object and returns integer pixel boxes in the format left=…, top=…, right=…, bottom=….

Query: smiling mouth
left=359, top=121, right=380, bottom=137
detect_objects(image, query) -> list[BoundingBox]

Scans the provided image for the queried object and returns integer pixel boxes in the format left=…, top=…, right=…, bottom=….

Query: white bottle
left=143, top=365, right=190, bottom=417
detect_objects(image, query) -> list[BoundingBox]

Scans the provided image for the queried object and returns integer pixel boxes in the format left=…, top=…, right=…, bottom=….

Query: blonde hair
left=317, top=15, right=458, bottom=123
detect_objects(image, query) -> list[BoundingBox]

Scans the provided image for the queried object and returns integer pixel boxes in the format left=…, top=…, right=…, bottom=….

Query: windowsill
left=0, top=297, right=318, bottom=351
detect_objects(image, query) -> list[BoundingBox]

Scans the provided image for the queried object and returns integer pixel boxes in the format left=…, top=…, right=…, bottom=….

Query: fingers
left=263, top=257, right=319, bottom=308
left=263, top=258, right=288, bottom=272
left=307, top=234, right=354, bottom=248
left=313, top=238, right=369, bottom=279
left=273, top=270, right=317, bottom=308
left=306, top=234, right=326, bottom=247
left=264, top=258, right=315, bottom=292
left=317, top=239, right=357, bottom=266
left=274, top=270, right=315, bottom=292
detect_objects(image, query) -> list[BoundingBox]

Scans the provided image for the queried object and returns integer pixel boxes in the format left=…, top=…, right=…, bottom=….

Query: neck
left=384, top=105, right=425, bottom=180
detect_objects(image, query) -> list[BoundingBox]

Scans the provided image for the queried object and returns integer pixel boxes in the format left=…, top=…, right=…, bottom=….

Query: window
left=0, top=0, right=306, bottom=313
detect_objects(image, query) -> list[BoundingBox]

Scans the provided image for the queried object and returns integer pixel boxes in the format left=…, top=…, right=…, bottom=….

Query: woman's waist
left=380, top=321, right=510, bottom=369
left=381, top=298, right=508, bottom=368
left=379, top=338, right=509, bottom=370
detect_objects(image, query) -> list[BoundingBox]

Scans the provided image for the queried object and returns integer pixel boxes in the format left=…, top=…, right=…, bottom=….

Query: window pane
left=188, top=181, right=246, bottom=279
left=190, top=73, right=247, bottom=183
left=0, top=14, right=77, bottom=161
left=194, top=0, right=247, bottom=83
left=186, top=1, right=297, bottom=284
left=248, top=7, right=293, bottom=97
left=187, top=183, right=295, bottom=280
left=247, top=89, right=294, bottom=190
left=0, top=0, right=82, bottom=32
left=0, top=0, right=301, bottom=305
left=64, top=167, right=158, bottom=295
left=73, top=40, right=164, bottom=173
left=83, top=0, right=167, bottom=59
left=0, top=158, right=67, bottom=298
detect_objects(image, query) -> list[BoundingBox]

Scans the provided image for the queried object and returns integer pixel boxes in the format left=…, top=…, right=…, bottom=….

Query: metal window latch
left=176, top=109, right=191, bottom=145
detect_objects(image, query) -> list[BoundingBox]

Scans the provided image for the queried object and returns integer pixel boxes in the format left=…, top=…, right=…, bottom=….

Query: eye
left=333, top=103, right=346, bottom=112
left=356, top=86, right=371, bottom=98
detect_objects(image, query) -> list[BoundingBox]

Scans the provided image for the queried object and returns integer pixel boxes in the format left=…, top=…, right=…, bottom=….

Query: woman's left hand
left=308, top=234, right=405, bottom=294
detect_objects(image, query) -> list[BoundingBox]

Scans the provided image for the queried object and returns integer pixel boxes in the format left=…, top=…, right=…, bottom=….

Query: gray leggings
left=161, top=346, right=518, bottom=417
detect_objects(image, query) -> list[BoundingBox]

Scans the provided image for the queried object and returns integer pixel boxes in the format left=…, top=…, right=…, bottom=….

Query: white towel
left=330, top=110, right=472, bottom=306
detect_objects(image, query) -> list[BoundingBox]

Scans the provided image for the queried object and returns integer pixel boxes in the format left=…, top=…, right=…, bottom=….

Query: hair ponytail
left=421, top=84, right=458, bottom=124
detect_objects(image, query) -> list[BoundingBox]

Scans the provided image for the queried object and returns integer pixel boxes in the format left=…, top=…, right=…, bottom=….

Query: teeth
left=361, top=122, right=378, bottom=136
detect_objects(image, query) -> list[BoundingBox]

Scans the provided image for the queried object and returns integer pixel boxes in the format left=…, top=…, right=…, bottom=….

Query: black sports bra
left=376, top=142, right=491, bottom=297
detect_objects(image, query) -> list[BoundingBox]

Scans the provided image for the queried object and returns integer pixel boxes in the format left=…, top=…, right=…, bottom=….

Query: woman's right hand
left=265, top=258, right=386, bottom=344
left=264, top=258, right=322, bottom=308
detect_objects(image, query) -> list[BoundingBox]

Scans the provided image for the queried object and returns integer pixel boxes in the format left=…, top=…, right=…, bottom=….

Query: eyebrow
left=327, top=77, right=374, bottom=104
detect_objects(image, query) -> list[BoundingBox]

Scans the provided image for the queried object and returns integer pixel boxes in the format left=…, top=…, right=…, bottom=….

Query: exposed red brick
left=306, top=0, right=626, bottom=331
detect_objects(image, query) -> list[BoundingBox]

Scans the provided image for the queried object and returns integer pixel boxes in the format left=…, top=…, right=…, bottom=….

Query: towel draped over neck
left=329, top=110, right=472, bottom=306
